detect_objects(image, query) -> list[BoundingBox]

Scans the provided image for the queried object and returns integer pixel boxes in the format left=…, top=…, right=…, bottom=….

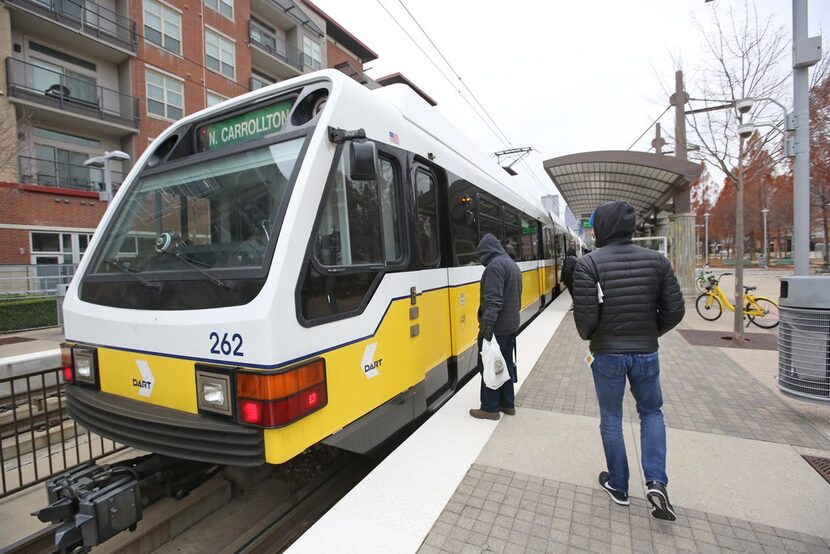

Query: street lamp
left=703, top=212, right=710, bottom=267
left=761, top=208, right=770, bottom=269
left=84, top=150, right=130, bottom=202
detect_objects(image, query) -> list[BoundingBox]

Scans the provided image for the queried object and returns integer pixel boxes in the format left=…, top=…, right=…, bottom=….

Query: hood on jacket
left=477, top=233, right=508, bottom=266
left=566, top=248, right=577, bottom=257
left=592, top=200, right=636, bottom=247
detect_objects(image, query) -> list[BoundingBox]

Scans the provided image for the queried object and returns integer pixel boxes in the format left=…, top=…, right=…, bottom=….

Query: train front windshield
left=80, top=137, right=304, bottom=309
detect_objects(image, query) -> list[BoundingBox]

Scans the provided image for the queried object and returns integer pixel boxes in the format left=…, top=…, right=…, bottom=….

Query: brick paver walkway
left=418, top=465, right=830, bottom=554
left=517, top=318, right=830, bottom=450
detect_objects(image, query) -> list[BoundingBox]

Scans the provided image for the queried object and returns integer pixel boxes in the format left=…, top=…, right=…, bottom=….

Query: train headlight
left=72, top=347, right=98, bottom=385
left=236, top=359, right=327, bottom=428
left=196, top=370, right=232, bottom=416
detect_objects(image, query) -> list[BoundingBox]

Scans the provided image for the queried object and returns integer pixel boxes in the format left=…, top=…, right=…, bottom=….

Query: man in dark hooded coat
left=561, top=247, right=578, bottom=297
left=573, top=200, right=684, bottom=522
left=470, top=233, right=523, bottom=420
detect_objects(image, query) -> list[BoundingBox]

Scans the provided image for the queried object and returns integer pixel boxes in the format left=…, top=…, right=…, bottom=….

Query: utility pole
left=792, top=0, right=821, bottom=275
left=652, top=123, right=666, bottom=154
left=670, top=70, right=695, bottom=299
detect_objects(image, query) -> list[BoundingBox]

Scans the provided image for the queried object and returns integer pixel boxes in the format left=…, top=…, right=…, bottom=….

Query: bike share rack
left=778, top=276, right=830, bottom=401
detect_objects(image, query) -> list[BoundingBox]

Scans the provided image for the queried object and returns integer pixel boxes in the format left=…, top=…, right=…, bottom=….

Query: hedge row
left=0, top=297, right=58, bottom=332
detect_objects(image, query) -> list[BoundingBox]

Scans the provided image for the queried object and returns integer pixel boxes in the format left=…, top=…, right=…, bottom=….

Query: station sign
left=197, top=99, right=294, bottom=152
left=581, top=218, right=593, bottom=229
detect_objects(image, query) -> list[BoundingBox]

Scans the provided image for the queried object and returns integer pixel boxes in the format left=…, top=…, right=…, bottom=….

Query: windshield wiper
left=104, top=258, right=160, bottom=291
left=159, top=250, right=234, bottom=290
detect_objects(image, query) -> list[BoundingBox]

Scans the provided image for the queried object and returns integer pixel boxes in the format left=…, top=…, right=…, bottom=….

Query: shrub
left=0, top=297, right=58, bottom=332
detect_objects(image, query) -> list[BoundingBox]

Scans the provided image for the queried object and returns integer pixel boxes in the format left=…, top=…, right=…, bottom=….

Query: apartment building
left=0, top=0, right=379, bottom=268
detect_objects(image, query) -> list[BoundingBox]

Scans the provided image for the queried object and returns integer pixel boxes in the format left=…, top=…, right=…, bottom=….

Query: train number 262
left=209, top=332, right=244, bottom=356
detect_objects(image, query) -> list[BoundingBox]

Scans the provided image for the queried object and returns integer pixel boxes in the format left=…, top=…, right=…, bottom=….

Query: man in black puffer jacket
left=573, top=200, right=684, bottom=522
left=470, top=233, right=523, bottom=421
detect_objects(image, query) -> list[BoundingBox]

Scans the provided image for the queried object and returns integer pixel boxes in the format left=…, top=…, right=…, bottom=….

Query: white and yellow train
left=60, top=70, right=578, bottom=466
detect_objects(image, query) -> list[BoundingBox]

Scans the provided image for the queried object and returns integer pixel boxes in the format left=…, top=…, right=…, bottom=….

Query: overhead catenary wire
left=373, top=0, right=510, bottom=151
left=386, top=0, right=553, bottom=196
left=626, top=106, right=671, bottom=151
left=396, top=0, right=514, bottom=149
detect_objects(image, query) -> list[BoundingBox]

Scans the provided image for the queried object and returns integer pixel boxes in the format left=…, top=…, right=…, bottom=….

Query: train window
left=315, top=150, right=384, bottom=266
left=503, top=208, right=522, bottom=260
left=449, top=184, right=478, bottom=265
left=378, top=158, right=402, bottom=263
left=521, top=217, right=537, bottom=261
left=415, top=169, right=439, bottom=266
left=88, top=138, right=303, bottom=274
left=477, top=195, right=502, bottom=241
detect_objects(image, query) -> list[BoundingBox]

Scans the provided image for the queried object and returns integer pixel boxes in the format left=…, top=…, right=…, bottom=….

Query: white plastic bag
left=481, top=338, right=510, bottom=390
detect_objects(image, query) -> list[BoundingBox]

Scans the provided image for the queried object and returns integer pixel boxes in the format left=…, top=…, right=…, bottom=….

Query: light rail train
left=60, top=70, right=578, bottom=467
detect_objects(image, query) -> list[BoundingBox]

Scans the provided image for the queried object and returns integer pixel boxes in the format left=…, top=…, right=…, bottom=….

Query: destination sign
left=197, top=99, right=294, bottom=151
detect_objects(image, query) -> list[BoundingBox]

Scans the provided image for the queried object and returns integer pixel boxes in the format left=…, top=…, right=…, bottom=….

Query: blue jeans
left=479, top=334, right=517, bottom=412
left=591, top=352, right=667, bottom=492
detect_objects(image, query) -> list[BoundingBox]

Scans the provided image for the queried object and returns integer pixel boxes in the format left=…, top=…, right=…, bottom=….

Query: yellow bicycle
left=695, top=272, right=779, bottom=328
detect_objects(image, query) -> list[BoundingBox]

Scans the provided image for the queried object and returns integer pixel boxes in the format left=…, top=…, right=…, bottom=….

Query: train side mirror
left=349, top=140, right=377, bottom=181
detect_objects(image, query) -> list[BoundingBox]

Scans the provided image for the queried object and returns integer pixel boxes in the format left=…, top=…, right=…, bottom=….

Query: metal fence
left=0, top=367, right=126, bottom=499
left=0, top=264, right=77, bottom=332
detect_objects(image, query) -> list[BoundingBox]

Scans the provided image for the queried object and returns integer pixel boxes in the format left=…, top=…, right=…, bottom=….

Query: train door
left=410, top=162, right=453, bottom=408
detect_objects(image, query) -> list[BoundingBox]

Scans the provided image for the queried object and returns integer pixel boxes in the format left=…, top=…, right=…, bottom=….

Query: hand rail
left=248, top=20, right=303, bottom=70
left=5, top=0, right=136, bottom=52
left=6, top=57, right=140, bottom=128
left=18, top=155, right=124, bottom=192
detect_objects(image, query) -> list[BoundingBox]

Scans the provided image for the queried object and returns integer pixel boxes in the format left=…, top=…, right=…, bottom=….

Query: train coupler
left=33, top=455, right=219, bottom=553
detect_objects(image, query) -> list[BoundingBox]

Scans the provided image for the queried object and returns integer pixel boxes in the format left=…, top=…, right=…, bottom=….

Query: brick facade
left=0, top=183, right=105, bottom=263
left=129, top=0, right=255, bottom=161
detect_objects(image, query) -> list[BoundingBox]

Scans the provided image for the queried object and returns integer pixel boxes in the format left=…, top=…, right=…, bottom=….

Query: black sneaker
left=646, top=481, right=677, bottom=521
left=599, top=472, right=629, bottom=506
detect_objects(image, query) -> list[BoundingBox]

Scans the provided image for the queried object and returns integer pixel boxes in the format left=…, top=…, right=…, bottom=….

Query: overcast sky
left=312, top=0, right=830, bottom=214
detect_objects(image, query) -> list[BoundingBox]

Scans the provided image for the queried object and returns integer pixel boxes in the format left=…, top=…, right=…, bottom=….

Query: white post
left=704, top=212, right=710, bottom=267
left=762, top=208, right=770, bottom=269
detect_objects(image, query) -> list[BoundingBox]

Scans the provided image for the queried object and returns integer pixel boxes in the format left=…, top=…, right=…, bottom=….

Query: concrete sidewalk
left=419, top=295, right=830, bottom=553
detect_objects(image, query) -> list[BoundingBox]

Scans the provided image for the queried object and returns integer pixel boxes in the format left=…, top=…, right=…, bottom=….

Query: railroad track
left=224, top=454, right=378, bottom=554
left=2, top=452, right=377, bottom=554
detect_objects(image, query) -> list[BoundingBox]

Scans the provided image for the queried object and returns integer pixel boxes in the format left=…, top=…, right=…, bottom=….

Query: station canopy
left=542, top=151, right=702, bottom=218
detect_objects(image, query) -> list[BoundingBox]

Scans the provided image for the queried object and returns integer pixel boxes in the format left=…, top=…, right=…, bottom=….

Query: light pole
left=84, top=151, right=130, bottom=202
left=704, top=212, right=710, bottom=267
left=761, top=208, right=770, bottom=269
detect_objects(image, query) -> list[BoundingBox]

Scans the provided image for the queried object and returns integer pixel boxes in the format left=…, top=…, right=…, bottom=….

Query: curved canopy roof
left=542, top=151, right=702, bottom=218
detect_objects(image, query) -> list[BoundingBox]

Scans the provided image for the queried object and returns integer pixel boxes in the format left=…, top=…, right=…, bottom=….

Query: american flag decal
left=389, top=131, right=399, bottom=145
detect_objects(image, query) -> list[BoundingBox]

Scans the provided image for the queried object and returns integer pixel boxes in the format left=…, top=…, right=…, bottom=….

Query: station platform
left=290, top=290, right=830, bottom=553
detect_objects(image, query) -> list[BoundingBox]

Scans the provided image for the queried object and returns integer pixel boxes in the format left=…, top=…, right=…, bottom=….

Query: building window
left=30, top=58, right=98, bottom=105
left=33, top=145, right=101, bottom=190
left=146, top=68, right=183, bottom=120
left=206, top=90, right=227, bottom=107
left=302, top=35, right=321, bottom=70
left=205, top=29, right=235, bottom=79
left=250, top=72, right=274, bottom=90
left=34, top=128, right=100, bottom=149
left=143, top=0, right=181, bottom=54
left=204, top=0, right=232, bottom=19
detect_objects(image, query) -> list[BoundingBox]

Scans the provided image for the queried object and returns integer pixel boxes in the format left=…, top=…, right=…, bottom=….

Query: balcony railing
left=335, top=60, right=371, bottom=85
left=248, top=21, right=302, bottom=71
left=5, top=0, right=136, bottom=54
left=18, top=155, right=124, bottom=192
left=6, top=58, right=139, bottom=130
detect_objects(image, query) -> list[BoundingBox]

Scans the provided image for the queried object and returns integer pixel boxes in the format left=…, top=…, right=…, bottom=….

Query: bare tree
left=0, top=108, right=29, bottom=182
left=685, top=1, right=789, bottom=343
left=809, top=52, right=830, bottom=269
